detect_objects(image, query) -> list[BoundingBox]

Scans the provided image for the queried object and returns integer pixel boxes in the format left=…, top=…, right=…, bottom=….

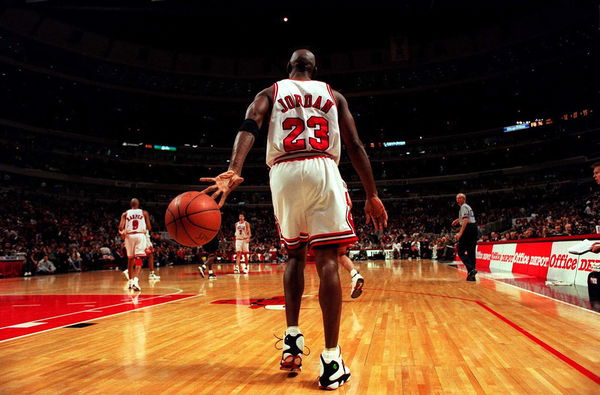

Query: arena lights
left=383, top=141, right=406, bottom=147
left=503, top=118, right=553, bottom=133
left=153, top=145, right=177, bottom=152
left=503, top=123, right=530, bottom=133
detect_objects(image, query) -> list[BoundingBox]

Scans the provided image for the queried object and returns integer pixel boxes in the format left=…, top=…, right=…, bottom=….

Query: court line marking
left=0, top=288, right=185, bottom=331
left=5, top=322, right=47, bottom=328
left=477, top=272, right=600, bottom=316
left=475, top=301, right=600, bottom=386
left=449, top=265, right=600, bottom=316
left=364, top=282, right=600, bottom=385
left=0, top=292, right=203, bottom=344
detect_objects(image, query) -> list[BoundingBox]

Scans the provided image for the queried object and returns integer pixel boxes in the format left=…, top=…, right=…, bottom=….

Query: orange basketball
left=165, top=192, right=221, bottom=247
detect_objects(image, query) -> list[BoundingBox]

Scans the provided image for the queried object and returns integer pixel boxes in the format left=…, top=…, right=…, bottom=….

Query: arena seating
left=1, top=9, right=598, bottom=276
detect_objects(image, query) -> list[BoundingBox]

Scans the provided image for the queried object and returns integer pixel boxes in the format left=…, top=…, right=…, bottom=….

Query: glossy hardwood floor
left=1, top=260, right=599, bottom=394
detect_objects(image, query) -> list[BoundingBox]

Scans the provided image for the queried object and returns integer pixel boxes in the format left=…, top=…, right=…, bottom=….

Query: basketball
left=165, top=192, right=221, bottom=246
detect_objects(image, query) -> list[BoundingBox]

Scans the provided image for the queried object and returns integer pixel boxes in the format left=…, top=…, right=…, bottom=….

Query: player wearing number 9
left=118, top=198, right=152, bottom=292
left=200, top=49, right=387, bottom=390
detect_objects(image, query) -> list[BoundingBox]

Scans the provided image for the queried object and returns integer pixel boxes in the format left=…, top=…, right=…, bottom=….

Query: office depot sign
left=475, top=235, right=600, bottom=286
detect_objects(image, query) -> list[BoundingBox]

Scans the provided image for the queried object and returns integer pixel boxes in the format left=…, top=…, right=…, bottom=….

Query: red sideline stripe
left=365, top=286, right=600, bottom=384
left=476, top=301, right=600, bottom=385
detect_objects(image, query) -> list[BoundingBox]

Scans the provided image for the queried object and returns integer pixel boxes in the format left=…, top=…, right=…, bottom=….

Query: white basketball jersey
left=235, top=221, right=248, bottom=240
left=125, top=209, right=147, bottom=234
left=267, top=79, right=341, bottom=167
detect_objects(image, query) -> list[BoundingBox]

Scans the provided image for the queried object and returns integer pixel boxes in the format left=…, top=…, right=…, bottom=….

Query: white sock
left=322, top=346, right=340, bottom=360
left=285, top=326, right=300, bottom=336
left=133, top=277, right=138, bottom=282
left=350, top=269, right=358, bottom=277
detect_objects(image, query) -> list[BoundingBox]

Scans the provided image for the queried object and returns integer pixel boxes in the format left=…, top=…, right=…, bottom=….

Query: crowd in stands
left=0, top=11, right=598, bottom=278
left=1, top=178, right=597, bottom=277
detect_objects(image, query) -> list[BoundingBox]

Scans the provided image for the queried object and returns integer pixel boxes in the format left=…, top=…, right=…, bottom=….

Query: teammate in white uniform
left=234, top=214, right=251, bottom=274
left=201, top=49, right=387, bottom=390
left=118, top=198, right=151, bottom=291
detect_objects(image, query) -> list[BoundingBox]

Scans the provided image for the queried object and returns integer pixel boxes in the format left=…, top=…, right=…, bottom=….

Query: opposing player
left=118, top=198, right=151, bottom=292
left=234, top=214, right=251, bottom=274
left=199, top=231, right=221, bottom=279
left=200, top=49, right=387, bottom=390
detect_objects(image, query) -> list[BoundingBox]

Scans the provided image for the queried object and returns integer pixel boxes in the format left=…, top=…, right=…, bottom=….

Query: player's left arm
left=143, top=210, right=152, bottom=231
left=200, top=87, right=272, bottom=207
left=335, top=89, right=387, bottom=231
left=246, top=222, right=252, bottom=240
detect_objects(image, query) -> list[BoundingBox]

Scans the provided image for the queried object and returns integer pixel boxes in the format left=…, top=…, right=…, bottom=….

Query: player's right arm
left=200, top=87, right=272, bottom=207
left=335, top=90, right=388, bottom=232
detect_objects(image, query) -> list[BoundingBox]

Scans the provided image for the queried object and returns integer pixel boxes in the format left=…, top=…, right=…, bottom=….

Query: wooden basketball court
left=1, top=260, right=599, bottom=394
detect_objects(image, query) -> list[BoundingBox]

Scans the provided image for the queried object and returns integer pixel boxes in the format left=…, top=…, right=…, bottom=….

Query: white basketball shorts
left=269, top=156, right=357, bottom=250
left=235, top=239, right=250, bottom=252
left=125, top=233, right=147, bottom=258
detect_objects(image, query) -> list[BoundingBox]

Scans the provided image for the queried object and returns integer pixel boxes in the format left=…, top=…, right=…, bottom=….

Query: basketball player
left=123, top=230, right=160, bottom=282
left=452, top=193, right=478, bottom=281
left=201, top=49, right=387, bottom=390
left=234, top=214, right=251, bottom=274
left=118, top=198, right=151, bottom=291
left=144, top=231, right=160, bottom=280
left=199, top=231, right=221, bottom=279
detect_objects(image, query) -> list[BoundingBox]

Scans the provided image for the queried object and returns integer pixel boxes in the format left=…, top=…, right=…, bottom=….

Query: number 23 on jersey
left=282, top=116, right=329, bottom=152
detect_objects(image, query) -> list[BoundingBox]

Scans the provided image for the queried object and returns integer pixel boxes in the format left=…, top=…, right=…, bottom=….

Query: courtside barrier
left=475, top=234, right=600, bottom=286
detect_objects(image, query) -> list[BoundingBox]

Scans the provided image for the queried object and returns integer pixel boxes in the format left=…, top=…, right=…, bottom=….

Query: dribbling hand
left=365, top=196, right=388, bottom=232
left=199, top=170, right=244, bottom=208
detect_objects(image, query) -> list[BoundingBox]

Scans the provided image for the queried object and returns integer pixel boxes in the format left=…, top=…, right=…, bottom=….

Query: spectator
left=37, top=255, right=56, bottom=274
left=68, top=247, right=83, bottom=271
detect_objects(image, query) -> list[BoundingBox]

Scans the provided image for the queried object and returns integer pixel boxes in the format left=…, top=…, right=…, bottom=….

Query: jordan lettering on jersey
left=267, top=79, right=341, bottom=167
left=277, top=94, right=334, bottom=114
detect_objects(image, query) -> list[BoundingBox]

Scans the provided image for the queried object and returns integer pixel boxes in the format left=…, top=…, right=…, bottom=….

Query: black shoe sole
left=351, top=278, right=364, bottom=299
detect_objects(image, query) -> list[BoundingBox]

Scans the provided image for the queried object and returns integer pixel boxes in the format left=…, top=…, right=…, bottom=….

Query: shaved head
left=130, top=198, right=139, bottom=209
left=288, top=49, right=316, bottom=77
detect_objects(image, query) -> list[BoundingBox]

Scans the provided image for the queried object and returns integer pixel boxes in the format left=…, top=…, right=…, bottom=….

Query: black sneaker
left=277, top=332, right=305, bottom=372
left=466, top=269, right=477, bottom=281
left=208, top=273, right=217, bottom=279
left=318, top=347, right=351, bottom=390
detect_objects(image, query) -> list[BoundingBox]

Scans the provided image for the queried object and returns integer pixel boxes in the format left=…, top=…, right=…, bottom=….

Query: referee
left=452, top=193, right=478, bottom=281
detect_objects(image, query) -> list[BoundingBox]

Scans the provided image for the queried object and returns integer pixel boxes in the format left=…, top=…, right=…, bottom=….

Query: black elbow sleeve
left=239, top=119, right=260, bottom=136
